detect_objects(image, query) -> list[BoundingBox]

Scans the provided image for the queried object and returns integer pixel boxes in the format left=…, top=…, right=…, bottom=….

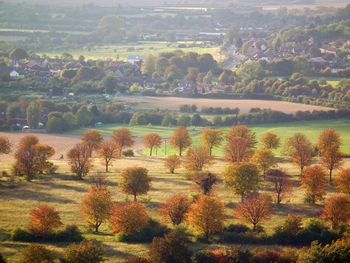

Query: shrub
left=123, top=149, right=134, bottom=157
left=54, top=225, right=83, bottom=242
left=123, top=256, right=150, bottom=263
left=61, top=240, right=104, bottom=263
left=118, top=219, right=169, bottom=243
left=19, top=245, right=56, bottom=263
left=12, top=228, right=34, bottom=242
left=0, top=253, right=6, bottom=263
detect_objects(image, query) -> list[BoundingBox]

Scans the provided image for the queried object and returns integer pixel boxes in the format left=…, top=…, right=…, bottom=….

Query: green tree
left=75, top=106, right=93, bottom=127
left=224, top=163, right=260, bottom=202
left=26, top=101, right=41, bottom=129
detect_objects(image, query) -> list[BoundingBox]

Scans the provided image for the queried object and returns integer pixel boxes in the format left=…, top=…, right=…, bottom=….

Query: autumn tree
left=30, top=205, right=62, bottom=237
left=81, top=130, right=103, bottom=156
left=183, top=146, right=213, bottom=172
left=252, top=149, right=276, bottom=178
left=235, top=193, right=272, bottom=231
left=318, top=129, right=342, bottom=182
left=191, top=171, right=219, bottom=195
left=164, top=155, right=181, bottom=174
left=335, top=168, right=350, bottom=195
left=112, top=128, right=135, bottom=156
left=14, top=135, right=54, bottom=181
left=285, top=133, right=313, bottom=175
left=169, top=126, right=192, bottom=156
left=159, top=194, right=191, bottom=226
left=143, top=133, right=162, bottom=156
left=26, top=101, right=41, bottom=129
left=34, top=144, right=55, bottom=174
left=81, top=185, right=113, bottom=232
left=110, top=202, right=150, bottom=235
left=67, top=143, right=92, bottom=179
left=223, top=163, right=260, bottom=202
left=119, top=167, right=151, bottom=201
left=0, top=136, right=11, bottom=155
left=200, top=128, right=223, bottom=156
left=98, top=140, right=119, bottom=172
left=187, top=195, right=225, bottom=239
left=62, top=240, right=105, bottom=263
left=301, top=166, right=328, bottom=204
left=225, top=125, right=256, bottom=163
left=149, top=231, right=192, bottom=263
left=267, top=169, right=292, bottom=204
left=261, top=132, right=280, bottom=150
left=321, top=195, right=350, bottom=229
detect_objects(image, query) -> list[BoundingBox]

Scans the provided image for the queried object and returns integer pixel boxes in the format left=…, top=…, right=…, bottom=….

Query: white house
left=10, top=70, right=22, bottom=79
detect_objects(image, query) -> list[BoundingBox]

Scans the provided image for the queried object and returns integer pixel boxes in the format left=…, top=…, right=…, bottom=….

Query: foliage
left=267, top=169, right=293, bottom=204
left=187, top=195, right=225, bottom=239
left=223, top=163, right=260, bottom=202
left=169, top=126, right=192, bottom=156
left=252, top=149, right=276, bottom=178
left=301, top=166, right=328, bottom=204
left=81, top=185, right=113, bottom=232
left=143, top=133, right=162, bottom=156
left=81, top=130, right=103, bottom=156
left=112, top=128, right=134, bottom=156
left=67, top=143, right=92, bottom=179
left=159, top=194, right=191, bottom=226
left=321, top=195, right=350, bottom=229
left=62, top=240, right=105, bottom=263
left=110, top=202, right=150, bottom=236
left=98, top=140, right=119, bottom=172
left=149, top=231, right=192, bottom=263
left=30, top=205, right=62, bottom=238
left=119, top=167, right=151, bottom=201
left=335, top=168, right=350, bottom=195
left=0, top=136, right=11, bottom=155
left=19, top=245, right=56, bottom=263
left=164, top=155, right=181, bottom=174
left=183, top=146, right=212, bottom=172
left=235, top=193, right=272, bottom=231
left=261, top=132, right=281, bottom=150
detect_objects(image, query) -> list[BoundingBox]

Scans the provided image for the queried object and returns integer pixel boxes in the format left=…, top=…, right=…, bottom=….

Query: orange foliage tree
left=261, top=132, right=280, bottom=150
left=200, top=128, right=223, bottom=156
left=318, top=128, right=342, bottom=182
left=14, top=135, right=55, bottom=181
left=187, top=195, right=225, bottom=239
left=235, top=193, right=272, bottom=231
left=67, top=143, right=92, bottom=179
left=98, top=140, right=119, bottom=172
left=81, top=185, right=113, bottom=232
left=143, top=133, right=162, bottom=156
left=30, top=205, right=62, bottom=237
left=267, top=169, right=292, bottom=204
left=335, top=168, right=350, bottom=195
left=112, top=128, right=134, bottom=156
left=159, top=194, right=191, bottom=226
left=285, top=133, right=313, bottom=176
left=119, top=167, right=151, bottom=201
left=169, top=126, right=192, bottom=156
left=225, top=125, right=256, bottom=163
left=81, top=130, right=103, bottom=156
left=301, top=165, right=328, bottom=204
left=183, top=146, right=213, bottom=172
left=321, top=195, right=350, bottom=229
left=164, top=155, right=181, bottom=174
left=110, top=202, right=150, bottom=235
left=0, top=136, right=11, bottom=155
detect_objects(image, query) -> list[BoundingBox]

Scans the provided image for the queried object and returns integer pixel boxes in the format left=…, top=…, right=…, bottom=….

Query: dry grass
left=0, top=142, right=349, bottom=262
left=117, top=96, right=334, bottom=114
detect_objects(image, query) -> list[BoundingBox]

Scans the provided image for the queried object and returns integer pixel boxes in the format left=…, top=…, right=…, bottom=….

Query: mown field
left=37, top=41, right=221, bottom=61
left=1, top=118, right=350, bottom=262
left=71, top=119, right=350, bottom=155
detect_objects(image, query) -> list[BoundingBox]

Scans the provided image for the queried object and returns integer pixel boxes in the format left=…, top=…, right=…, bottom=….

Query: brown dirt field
left=0, top=132, right=81, bottom=160
left=117, top=96, right=334, bottom=114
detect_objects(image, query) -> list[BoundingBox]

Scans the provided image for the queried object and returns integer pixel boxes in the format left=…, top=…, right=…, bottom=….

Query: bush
left=118, top=219, right=169, bottom=243
left=123, top=256, right=150, bottom=263
left=123, top=149, right=134, bottom=157
left=19, top=245, right=56, bottom=263
left=62, top=240, right=104, bottom=263
left=12, top=225, right=83, bottom=243
left=225, top=223, right=250, bottom=233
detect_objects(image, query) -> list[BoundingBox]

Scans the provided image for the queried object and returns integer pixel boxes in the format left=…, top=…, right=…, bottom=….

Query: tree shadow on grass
left=0, top=188, right=76, bottom=204
left=272, top=203, right=322, bottom=218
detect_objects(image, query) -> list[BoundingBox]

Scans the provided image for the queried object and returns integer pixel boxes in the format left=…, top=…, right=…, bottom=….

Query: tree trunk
left=150, top=147, right=153, bottom=156
left=105, top=162, right=109, bottom=173
left=329, top=168, right=333, bottom=183
left=134, top=194, right=137, bottom=202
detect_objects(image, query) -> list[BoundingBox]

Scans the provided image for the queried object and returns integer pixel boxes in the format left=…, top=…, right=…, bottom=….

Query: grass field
left=1, top=118, right=350, bottom=262
left=71, top=119, right=350, bottom=155
left=37, top=41, right=221, bottom=61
